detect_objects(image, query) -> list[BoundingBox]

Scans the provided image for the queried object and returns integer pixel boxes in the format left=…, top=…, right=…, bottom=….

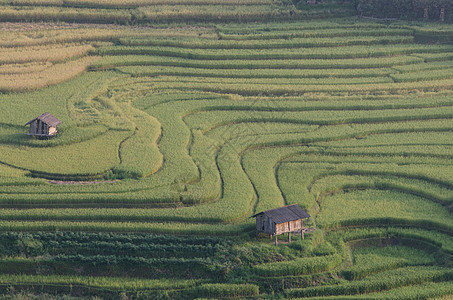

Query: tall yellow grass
left=0, top=56, right=100, bottom=92
left=0, top=62, right=52, bottom=74
left=0, top=44, right=94, bottom=64
left=0, top=27, right=216, bottom=48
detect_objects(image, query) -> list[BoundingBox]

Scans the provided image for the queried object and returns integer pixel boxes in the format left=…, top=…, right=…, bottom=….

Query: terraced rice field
left=0, top=1, right=452, bottom=297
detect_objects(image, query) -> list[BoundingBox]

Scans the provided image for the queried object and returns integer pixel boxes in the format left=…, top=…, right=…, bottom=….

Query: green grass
left=286, top=266, right=453, bottom=298
left=341, top=245, right=436, bottom=280
left=0, top=0, right=296, bottom=23
left=2, top=15, right=453, bottom=299
left=117, top=65, right=396, bottom=79
left=0, top=274, right=201, bottom=292
left=0, top=130, right=130, bottom=177
left=92, top=55, right=425, bottom=70
left=96, top=43, right=446, bottom=59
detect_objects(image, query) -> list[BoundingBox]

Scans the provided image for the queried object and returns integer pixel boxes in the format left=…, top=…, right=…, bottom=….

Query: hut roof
left=25, top=113, right=61, bottom=127
left=251, top=204, right=310, bottom=224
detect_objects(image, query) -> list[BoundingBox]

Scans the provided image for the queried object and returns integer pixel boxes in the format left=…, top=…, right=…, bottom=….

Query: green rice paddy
left=0, top=0, right=452, bottom=298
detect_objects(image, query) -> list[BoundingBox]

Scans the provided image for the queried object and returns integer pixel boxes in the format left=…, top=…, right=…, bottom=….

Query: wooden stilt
left=301, top=223, right=305, bottom=240
left=275, top=234, right=278, bottom=245
left=288, top=232, right=291, bottom=243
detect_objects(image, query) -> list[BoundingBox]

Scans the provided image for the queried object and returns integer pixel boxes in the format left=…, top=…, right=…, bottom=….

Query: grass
left=0, top=130, right=129, bottom=176
left=286, top=266, right=453, bottom=298
left=0, top=56, right=99, bottom=92
left=1, top=13, right=453, bottom=299
left=341, top=245, right=436, bottom=280
left=0, top=0, right=296, bottom=23
left=0, top=44, right=94, bottom=64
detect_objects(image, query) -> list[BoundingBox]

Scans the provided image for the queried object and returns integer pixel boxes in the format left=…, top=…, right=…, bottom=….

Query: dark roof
left=251, top=204, right=310, bottom=224
left=25, top=113, right=61, bottom=127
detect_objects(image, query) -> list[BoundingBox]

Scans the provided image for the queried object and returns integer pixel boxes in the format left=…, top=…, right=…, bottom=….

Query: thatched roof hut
left=25, top=112, right=61, bottom=138
left=252, top=204, right=310, bottom=245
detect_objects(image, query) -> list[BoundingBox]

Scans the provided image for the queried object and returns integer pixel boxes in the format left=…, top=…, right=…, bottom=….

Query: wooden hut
left=25, top=113, right=61, bottom=138
left=251, top=204, right=310, bottom=245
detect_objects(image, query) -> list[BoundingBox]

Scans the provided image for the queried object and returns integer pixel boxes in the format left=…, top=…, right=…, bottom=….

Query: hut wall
left=275, top=219, right=303, bottom=235
left=256, top=215, right=264, bottom=232
left=43, top=123, right=49, bottom=135
left=290, top=219, right=303, bottom=232
left=38, top=120, right=44, bottom=135
left=29, top=121, right=37, bottom=135
left=29, top=120, right=55, bottom=136
left=267, top=216, right=275, bottom=234
left=275, top=222, right=289, bottom=235
left=48, top=127, right=57, bottom=135
left=255, top=215, right=275, bottom=235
